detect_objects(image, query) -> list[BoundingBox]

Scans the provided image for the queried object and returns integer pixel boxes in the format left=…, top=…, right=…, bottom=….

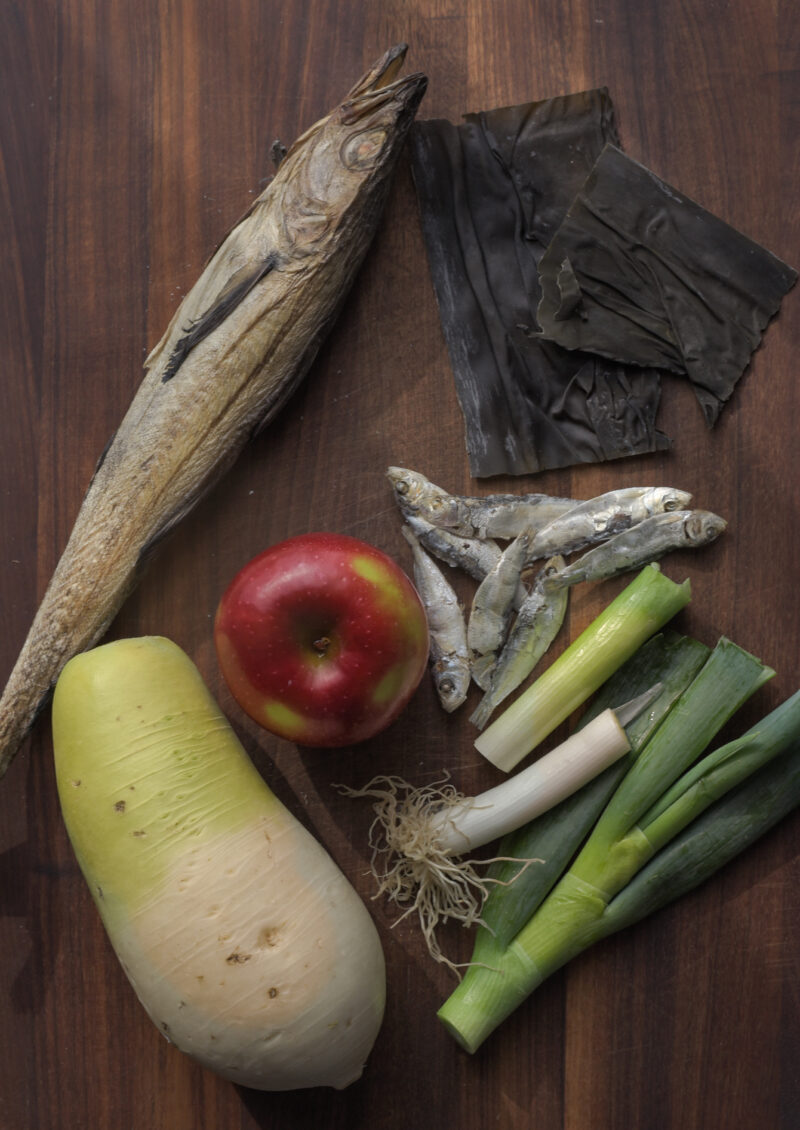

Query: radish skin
left=52, top=636, right=385, bottom=1091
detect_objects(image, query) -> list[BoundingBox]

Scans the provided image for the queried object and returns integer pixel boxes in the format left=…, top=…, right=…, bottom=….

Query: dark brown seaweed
left=537, top=144, right=798, bottom=426
left=410, top=91, right=669, bottom=478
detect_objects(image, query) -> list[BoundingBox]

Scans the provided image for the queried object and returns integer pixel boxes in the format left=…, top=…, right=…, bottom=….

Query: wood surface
left=1, top=1, right=798, bottom=1128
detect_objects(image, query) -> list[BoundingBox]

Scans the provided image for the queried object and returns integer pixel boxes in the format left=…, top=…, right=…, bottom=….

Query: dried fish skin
left=410, top=90, right=669, bottom=477
left=386, top=466, right=583, bottom=539
left=0, top=47, right=427, bottom=777
left=470, top=557, right=568, bottom=730
left=543, top=510, right=727, bottom=590
left=402, top=526, right=470, bottom=712
left=468, top=532, right=531, bottom=690
left=537, top=144, right=798, bottom=426
left=525, top=486, right=692, bottom=563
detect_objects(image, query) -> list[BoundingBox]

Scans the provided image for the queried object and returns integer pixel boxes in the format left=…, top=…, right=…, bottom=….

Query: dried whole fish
left=0, top=47, right=427, bottom=777
left=387, top=466, right=582, bottom=538
left=402, top=527, right=470, bottom=712
left=403, top=513, right=504, bottom=584
left=468, top=532, right=531, bottom=690
left=542, top=510, right=727, bottom=590
left=470, top=557, right=568, bottom=730
left=526, top=486, right=692, bottom=563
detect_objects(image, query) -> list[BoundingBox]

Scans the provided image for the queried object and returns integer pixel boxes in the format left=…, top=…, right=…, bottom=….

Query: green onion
left=602, top=733, right=800, bottom=935
left=338, top=700, right=647, bottom=968
left=474, top=565, right=692, bottom=773
left=438, top=637, right=780, bottom=1052
left=471, top=631, right=710, bottom=966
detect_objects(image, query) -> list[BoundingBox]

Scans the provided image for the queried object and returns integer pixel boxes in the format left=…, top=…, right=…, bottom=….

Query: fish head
left=683, top=510, right=728, bottom=545
left=433, top=663, right=470, bottom=714
left=538, top=554, right=566, bottom=593
left=275, top=47, right=427, bottom=254
left=387, top=466, right=451, bottom=518
left=642, top=487, right=693, bottom=515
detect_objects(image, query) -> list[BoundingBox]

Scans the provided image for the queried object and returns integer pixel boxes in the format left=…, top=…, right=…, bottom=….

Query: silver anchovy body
left=403, top=512, right=504, bottom=583
left=468, top=532, right=531, bottom=690
left=402, top=526, right=470, bottom=712
left=542, top=510, right=727, bottom=590
left=386, top=467, right=582, bottom=538
left=525, top=486, right=693, bottom=563
left=0, top=48, right=427, bottom=777
left=470, top=557, right=568, bottom=730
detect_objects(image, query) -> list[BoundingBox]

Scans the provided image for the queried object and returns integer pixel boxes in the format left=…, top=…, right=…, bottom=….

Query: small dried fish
left=0, top=47, right=427, bottom=777
left=403, top=512, right=504, bottom=583
left=468, top=532, right=531, bottom=690
left=387, top=466, right=583, bottom=538
left=470, top=557, right=568, bottom=730
left=525, top=486, right=692, bottom=563
left=542, top=510, right=728, bottom=590
left=402, top=526, right=470, bottom=712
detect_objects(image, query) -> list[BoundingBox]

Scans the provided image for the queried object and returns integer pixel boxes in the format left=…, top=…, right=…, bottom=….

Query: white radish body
left=52, top=636, right=385, bottom=1091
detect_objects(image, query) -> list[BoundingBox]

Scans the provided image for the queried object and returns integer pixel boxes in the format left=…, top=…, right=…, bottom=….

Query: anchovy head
left=433, top=661, right=470, bottom=713
left=683, top=510, right=727, bottom=544
left=642, top=487, right=693, bottom=515
left=387, top=466, right=454, bottom=519
left=537, top=554, right=567, bottom=594
left=275, top=46, right=427, bottom=255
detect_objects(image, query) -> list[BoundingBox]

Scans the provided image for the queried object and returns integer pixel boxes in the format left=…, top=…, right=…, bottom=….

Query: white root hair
left=336, top=773, right=540, bottom=976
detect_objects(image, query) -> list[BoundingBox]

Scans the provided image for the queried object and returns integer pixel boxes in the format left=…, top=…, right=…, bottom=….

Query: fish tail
left=0, top=517, right=139, bottom=777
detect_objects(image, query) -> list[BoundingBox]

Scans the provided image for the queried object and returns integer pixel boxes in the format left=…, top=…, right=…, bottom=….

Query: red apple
left=214, top=532, right=430, bottom=746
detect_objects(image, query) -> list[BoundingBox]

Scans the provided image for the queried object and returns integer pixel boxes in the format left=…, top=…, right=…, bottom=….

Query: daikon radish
left=52, top=636, right=385, bottom=1091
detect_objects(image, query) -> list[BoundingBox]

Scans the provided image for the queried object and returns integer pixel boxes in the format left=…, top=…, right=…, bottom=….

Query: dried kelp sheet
left=410, top=91, right=669, bottom=478
left=537, top=144, right=798, bottom=426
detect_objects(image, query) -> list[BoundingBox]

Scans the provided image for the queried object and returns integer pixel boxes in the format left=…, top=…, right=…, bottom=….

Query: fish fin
left=89, top=428, right=118, bottom=482
left=160, top=252, right=279, bottom=382
left=270, top=138, right=287, bottom=168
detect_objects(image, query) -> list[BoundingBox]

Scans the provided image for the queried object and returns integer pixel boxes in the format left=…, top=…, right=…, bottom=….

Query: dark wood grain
left=1, top=1, right=798, bottom=1127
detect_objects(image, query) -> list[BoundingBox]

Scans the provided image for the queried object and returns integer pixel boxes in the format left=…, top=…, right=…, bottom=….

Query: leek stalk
left=475, top=565, right=691, bottom=772
left=439, top=638, right=787, bottom=1053
left=471, top=631, right=710, bottom=965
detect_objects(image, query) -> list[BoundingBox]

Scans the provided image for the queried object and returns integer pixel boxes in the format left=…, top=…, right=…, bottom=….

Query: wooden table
left=1, top=2, right=798, bottom=1127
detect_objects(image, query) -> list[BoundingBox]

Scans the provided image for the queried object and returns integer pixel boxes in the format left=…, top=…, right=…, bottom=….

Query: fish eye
left=341, top=128, right=388, bottom=171
left=395, top=480, right=410, bottom=495
left=663, top=497, right=680, bottom=511
left=439, top=678, right=454, bottom=694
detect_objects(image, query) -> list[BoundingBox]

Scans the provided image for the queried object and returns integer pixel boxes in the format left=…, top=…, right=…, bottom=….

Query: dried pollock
left=402, top=526, right=471, bottom=712
left=0, top=47, right=428, bottom=777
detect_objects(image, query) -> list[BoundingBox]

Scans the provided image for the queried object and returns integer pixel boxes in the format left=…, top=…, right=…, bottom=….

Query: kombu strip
left=537, top=144, right=798, bottom=426
left=410, top=90, right=669, bottom=478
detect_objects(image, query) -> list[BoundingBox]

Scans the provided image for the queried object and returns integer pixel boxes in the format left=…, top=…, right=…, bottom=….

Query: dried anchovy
left=525, top=486, right=692, bottom=563
left=468, top=532, right=531, bottom=690
left=387, top=466, right=582, bottom=538
left=403, top=512, right=504, bottom=583
left=543, top=511, right=727, bottom=590
left=470, top=558, right=568, bottom=730
left=402, top=526, right=470, bottom=712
